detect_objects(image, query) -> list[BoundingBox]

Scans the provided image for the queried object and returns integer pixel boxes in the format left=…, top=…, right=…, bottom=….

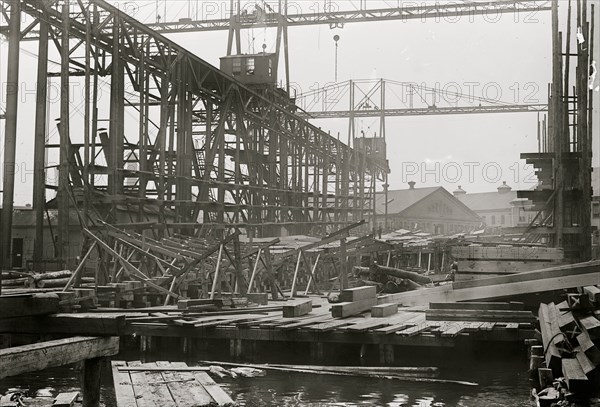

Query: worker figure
left=448, top=261, right=458, bottom=282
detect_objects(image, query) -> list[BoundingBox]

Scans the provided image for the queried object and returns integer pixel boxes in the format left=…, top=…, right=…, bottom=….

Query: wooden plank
left=557, top=310, right=580, bottom=340
left=539, top=303, right=562, bottom=376
left=451, top=246, right=564, bottom=261
left=429, top=302, right=512, bottom=310
left=583, top=285, right=600, bottom=303
left=373, top=313, right=424, bottom=334
left=0, top=293, right=59, bottom=318
left=576, top=331, right=600, bottom=366
left=397, top=317, right=431, bottom=336
left=425, top=309, right=535, bottom=323
left=128, top=361, right=173, bottom=407
left=378, top=262, right=600, bottom=306
left=440, top=323, right=465, bottom=338
left=456, top=260, right=555, bottom=273
left=371, top=303, right=398, bottom=318
left=155, top=361, right=214, bottom=407
left=283, top=299, right=313, bottom=318
left=279, top=314, right=332, bottom=330
left=479, top=322, right=495, bottom=331
left=0, top=314, right=127, bottom=336
left=344, top=319, right=390, bottom=332
left=331, top=298, right=377, bottom=318
left=561, top=358, right=589, bottom=393
left=0, top=336, right=119, bottom=379
left=53, top=392, right=79, bottom=407
left=193, top=371, right=235, bottom=406
left=111, top=361, right=138, bottom=407
left=339, top=286, right=377, bottom=302
left=579, top=315, right=600, bottom=339
left=453, top=261, right=597, bottom=290
left=573, top=347, right=596, bottom=376
left=177, top=299, right=221, bottom=310
left=308, top=317, right=364, bottom=332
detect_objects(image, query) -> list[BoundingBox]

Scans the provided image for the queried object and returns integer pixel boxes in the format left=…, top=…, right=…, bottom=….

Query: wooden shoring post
left=82, top=356, right=103, bottom=407
left=290, top=250, right=303, bottom=298
left=340, top=238, right=348, bottom=290
left=247, top=248, right=263, bottom=294
left=263, top=247, right=279, bottom=300
left=427, top=253, right=432, bottom=271
left=111, top=241, right=121, bottom=280
left=33, top=15, right=49, bottom=268
left=108, top=10, right=124, bottom=221
left=114, top=250, right=136, bottom=282
left=386, top=251, right=392, bottom=267
left=209, top=244, right=224, bottom=300
left=89, top=5, right=99, bottom=192
left=163, top=275, right=178, bottom=306
left=57, top=1, right=71, bottom=263
left=233, top=235, right=246, bottom=294
left=327, top=257, right=342, bottom=297
left=138, top=36, right=149, bottom=222
left=83, top=229, right=183, bottom=299
left=304, top=252, right=322, bottom=296
left=83, top=1, right=91, bottom=226
left=62, top=241, right=97, bottom=291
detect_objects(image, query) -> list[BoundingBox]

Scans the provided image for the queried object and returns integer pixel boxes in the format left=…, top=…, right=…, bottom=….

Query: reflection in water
left=0, top=342, right=534, bottom=406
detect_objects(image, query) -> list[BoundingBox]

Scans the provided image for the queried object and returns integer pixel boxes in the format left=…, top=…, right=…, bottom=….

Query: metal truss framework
left=143, top=0, right=552, bottom=33
left=0, top=0, right=388, bottom=269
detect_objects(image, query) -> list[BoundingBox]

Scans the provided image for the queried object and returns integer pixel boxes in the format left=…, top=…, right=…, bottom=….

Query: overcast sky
left=0, top=0, right=598, bottom=205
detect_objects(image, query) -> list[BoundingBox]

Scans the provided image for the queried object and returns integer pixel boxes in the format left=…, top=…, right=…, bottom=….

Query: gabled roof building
left=376, top=182, right=482, bottom=235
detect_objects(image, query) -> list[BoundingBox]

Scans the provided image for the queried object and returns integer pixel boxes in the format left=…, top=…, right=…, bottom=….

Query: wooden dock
left=111, top=361, right=236, bottom=406
left=122, top=296, right=536, bottom=361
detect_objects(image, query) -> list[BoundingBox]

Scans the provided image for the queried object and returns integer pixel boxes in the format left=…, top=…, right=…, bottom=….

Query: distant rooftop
left=454, top=181, right=517, bottom=211
left=376, top=182, right=442, bottom=215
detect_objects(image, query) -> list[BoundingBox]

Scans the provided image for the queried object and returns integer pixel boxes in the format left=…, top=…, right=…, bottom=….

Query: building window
left=519, top=208, right=526, bottom=222
left=501, top=215, right=505, bottom=225
left=246, top=57, right=255, bottom=75
left=593, top=203, right=600, bottom=218
left=268, top=58, right=273, bottom=77
left=491, top=215, right=496, bottom=225
left=232, top=58, right=242, bottom=75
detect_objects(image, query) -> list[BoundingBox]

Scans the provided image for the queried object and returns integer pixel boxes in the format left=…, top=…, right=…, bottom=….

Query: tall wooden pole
left=0, top=0, right=21, bottom=281
left=33, top=19, right=49, bottom=268
left=58, top=1, right=71, bottom=263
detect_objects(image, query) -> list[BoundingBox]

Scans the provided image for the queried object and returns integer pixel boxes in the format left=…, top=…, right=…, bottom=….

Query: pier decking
left=117, top=296, right=537, bottom=359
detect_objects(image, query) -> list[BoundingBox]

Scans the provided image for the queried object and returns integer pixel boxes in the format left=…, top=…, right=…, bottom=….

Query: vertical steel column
left=57, top=2, right=71, bottom=261
left=33, top=19, right=49, bottom=266
left=0, top=0, right=21, bottom=277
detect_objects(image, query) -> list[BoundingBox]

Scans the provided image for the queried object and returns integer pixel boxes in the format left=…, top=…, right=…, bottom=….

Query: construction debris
left=530, top=285, right=600, bottom=405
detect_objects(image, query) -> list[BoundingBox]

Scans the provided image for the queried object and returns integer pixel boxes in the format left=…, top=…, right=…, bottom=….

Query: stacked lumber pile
left=530, top=285, right=600, bottom=404
left=331, top=286, right=377, bottom=318
left=426, top=301, right=535, bottom=324
left=451, top=245, right=564, bottom=281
